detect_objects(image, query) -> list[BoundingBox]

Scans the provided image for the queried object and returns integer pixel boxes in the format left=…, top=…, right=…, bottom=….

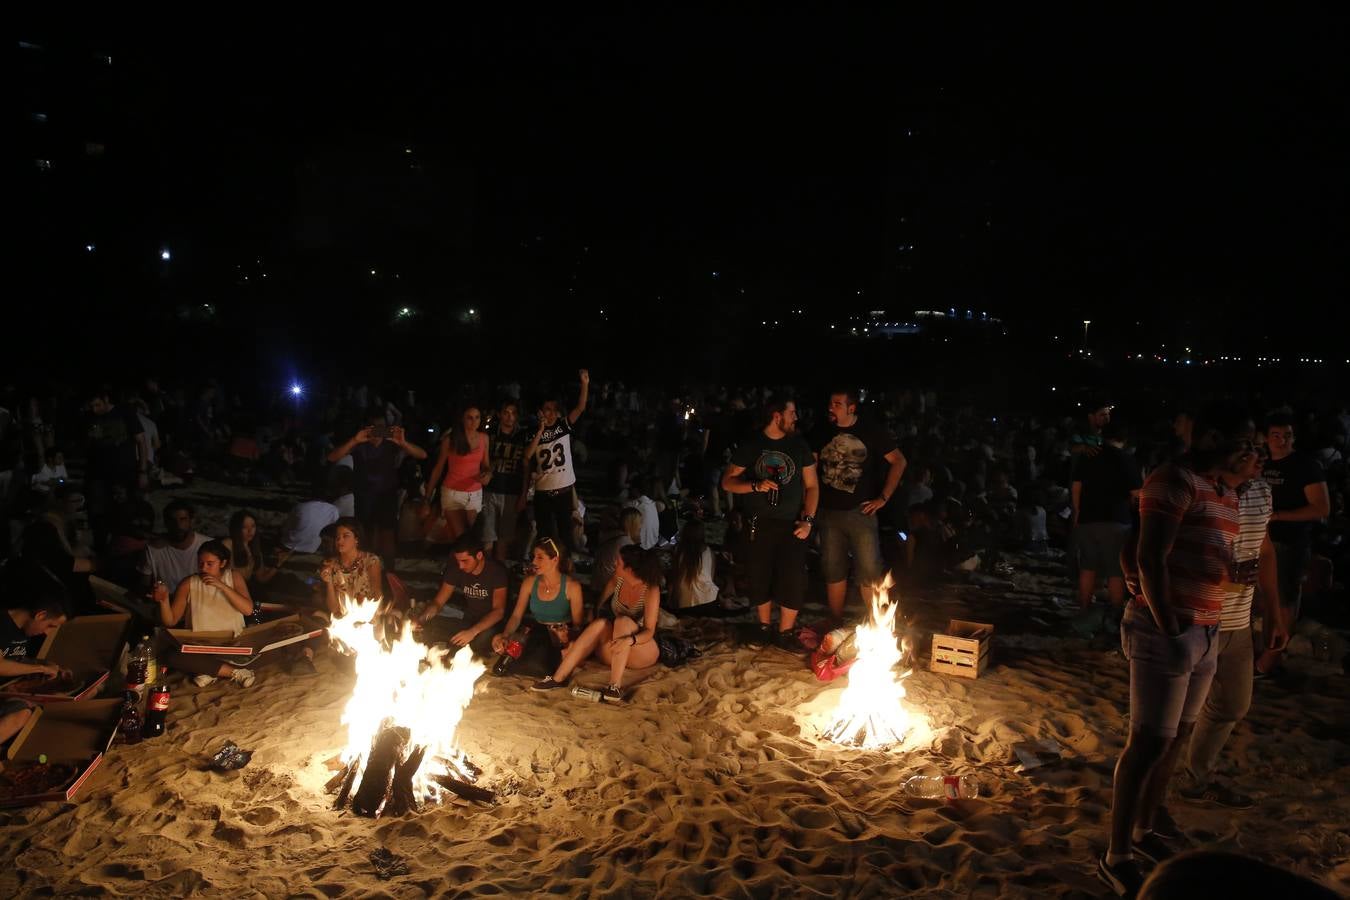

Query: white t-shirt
left=282, top=500, right=341, bottom=553
left=137, top=413, right=160, bottom=465
left=674, top=547, right=719, bottom=609
left=141, top=533, right=211, bottom=591
left=33, top=464, right=69, bottom=488
left=336, top=492, right=356, bottom=517
left=625, top=495, right=661, bottom=550
left=534, top=419, right=576, bottom=492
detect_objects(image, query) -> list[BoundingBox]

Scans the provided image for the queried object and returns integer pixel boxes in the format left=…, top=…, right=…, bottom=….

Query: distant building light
left=160, top=249, right=171, bottom=261
left=30, top=112, right=48, bottom=123
left=34, top=158, right=53, bottom=171
left=85, top=244, right=95, bottom=252
left=468, top=308, right=476, bottom=315
left=370, top=269, right=377, bottom=275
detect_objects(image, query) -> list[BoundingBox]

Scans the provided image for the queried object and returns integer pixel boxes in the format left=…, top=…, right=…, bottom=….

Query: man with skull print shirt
left=812, top=390, right=906, bottom=622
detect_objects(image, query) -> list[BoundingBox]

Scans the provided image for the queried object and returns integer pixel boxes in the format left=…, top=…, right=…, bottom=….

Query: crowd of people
left=1, top=373, right=1347, bottom=893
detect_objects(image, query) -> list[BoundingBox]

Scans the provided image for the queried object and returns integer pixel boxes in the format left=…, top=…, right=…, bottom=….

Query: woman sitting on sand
left=155, top=540, right=258, bottom=687
left=669, top=519, right=718, bottom=609
left=532, top=544, right=661, bottom=701
left=493, top=537, right=584, bottom=672
left=318, top=517, right=384, bottom=615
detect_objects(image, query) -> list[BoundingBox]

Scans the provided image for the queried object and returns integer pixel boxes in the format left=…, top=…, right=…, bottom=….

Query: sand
left=2, top=479, right=1347, bottom=898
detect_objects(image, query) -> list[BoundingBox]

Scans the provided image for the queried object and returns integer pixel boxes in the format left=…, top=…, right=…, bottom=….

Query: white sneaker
left=193, top=674, right=217, bottom=687
left=229, top=668, right=256, bottom=688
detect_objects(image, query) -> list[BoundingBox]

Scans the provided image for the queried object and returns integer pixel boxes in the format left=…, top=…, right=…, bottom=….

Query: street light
left=1082, top=320, right=1092, bottom=351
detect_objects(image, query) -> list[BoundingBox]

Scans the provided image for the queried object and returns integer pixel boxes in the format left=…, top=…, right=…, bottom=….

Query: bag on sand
left=656, top=633, right=701, bottom=667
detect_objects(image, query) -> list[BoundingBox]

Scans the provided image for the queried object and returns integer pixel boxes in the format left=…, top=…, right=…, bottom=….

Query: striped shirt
left=1220, top=478, right=1272, bottom=631
left=1130, top=464, right=1240, bottom=626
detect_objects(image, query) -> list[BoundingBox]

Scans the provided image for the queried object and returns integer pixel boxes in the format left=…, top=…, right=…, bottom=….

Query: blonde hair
left=619, top=507, right=643, bottom=543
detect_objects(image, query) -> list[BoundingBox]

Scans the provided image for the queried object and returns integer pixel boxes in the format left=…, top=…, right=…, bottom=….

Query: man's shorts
left=441, top=486, right=484, bottom=513
left=1075, top=521, right=1130, bottom=577
left=480, top=492, right=520, bottom=544
left=745, top=517, right=807, bottom=610
left=1121, top=609, right=1220, bottom=738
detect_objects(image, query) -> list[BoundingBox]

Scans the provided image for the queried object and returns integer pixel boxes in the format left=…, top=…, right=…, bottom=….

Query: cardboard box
left=169, top=614, right=326, bottom=666
left=90, top=575, right=157, bottom=623
left=0, top=698, right=122, bottom=807
left=0, top=613, right=131, bottom=702
left=930, top=619, right=993, bottom=679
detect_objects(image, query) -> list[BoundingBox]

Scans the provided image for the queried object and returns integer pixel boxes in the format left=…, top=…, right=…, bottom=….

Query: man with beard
left=722, top=399, right=818, bottom=651
left=1099, top=410, right=1257, bottom=896
left=482, top=399, right=531, bottom=563
left=140, top=500, right=211, bottom=593
left=811, top=389, right=905, bottom=623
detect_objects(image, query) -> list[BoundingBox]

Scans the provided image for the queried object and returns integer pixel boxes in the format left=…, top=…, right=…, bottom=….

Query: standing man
left=85, top=389, right=151, bottom=551
left=722, top=399, right=819, bottom=651
left=1099, top=411, right=1254, bottom=896
left=1071, top=420, right=1142, bottom=613
left=811, top=389, right=905, bottom=622
left=524, top=369, right=589, bottom=554
left=481, top=399, right=531, bottom=563
left=1255, top=413, right=1330, bottom=677
left=1180, top=420, right=1289, bottom=808
left=412, top=534, right=508, bottom=660
left=328, top=412, right=428, bottom=569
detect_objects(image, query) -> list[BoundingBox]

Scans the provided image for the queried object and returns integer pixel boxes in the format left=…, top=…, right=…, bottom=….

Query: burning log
left=333, top=755, right=361, bottom=810
left=432, top=773, right=495, bottom=805
left=384, top=745, right=427, bottom=817
left=352, top=726, right=410, bottom=817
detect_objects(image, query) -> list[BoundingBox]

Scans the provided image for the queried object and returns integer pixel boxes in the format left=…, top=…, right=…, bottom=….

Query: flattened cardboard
left=169, top=614, right=325, bottom=665
left=89, top=575, right=155, bottom=621
left=0, top=613, right=130, bottom=702
left=0, top=698, right=121, bottom=806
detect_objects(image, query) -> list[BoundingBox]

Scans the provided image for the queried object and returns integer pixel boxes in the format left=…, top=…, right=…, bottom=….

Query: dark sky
left=17, top=14, right=1350, bottom=361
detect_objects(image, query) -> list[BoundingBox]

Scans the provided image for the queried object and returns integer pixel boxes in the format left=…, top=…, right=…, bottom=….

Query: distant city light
left=85, top=244, right=95, bottom=252
left=370, top=269, right=377, bottom=275
left=468, top=308, right=476, bottom=315
left=290, top=384, right=303, bottom=397
left=160, top=249, right=171, bottom=261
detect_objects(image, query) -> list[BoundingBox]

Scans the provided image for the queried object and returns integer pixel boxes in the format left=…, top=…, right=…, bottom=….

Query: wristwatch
left=802, top=514, right=816, bottom=525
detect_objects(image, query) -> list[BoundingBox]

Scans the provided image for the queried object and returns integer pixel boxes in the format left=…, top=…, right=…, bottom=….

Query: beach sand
left=2, top=479, right=1347, bottom=898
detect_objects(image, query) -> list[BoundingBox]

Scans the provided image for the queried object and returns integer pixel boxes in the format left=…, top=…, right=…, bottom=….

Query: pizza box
left=0, top=613, right=131, bottom=702
left=89, top=575, right=156, bottom=622
left=168, top=614, right=326, bottom=665
left=0, top=698, right=122, bottom=807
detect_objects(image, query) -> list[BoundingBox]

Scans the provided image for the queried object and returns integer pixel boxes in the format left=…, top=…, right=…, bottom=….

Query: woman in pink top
left=425, top=406, right=492, bottom=540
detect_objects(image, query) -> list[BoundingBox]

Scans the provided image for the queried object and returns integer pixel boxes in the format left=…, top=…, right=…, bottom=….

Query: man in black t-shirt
left=412, top=534, right=509, bottom=659
left=2, top=595, right=70, bottom=746
left=1070, top=421, right=1142, bottom=611
left=811, top=390, right=906, bottom=621
left=722, top=399, right=819, bottom=651
left=482, top=400, right=532, bottom=562
left=85, top=390, right=150, bottom=552
left=1257, top=415, right=1330, bottom=675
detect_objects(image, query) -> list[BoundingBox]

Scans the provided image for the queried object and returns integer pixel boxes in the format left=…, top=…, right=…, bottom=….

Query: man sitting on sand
left=411, top=534, right=508, bottom=660
left=1, top=594, right=71, bottom=746
left=139, top=500, right=210, bottom=592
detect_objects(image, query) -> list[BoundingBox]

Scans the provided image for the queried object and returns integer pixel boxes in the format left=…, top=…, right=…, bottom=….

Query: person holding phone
left=328, top=410, right=427, bottom=568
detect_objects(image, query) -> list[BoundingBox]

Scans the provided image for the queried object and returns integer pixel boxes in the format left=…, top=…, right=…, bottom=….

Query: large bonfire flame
left=327, top=597, right=486, bottom=800
left=822, top=575, right=929, bottom=749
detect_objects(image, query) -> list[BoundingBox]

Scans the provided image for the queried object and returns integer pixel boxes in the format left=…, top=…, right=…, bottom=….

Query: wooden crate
left=930, top=619, right=993, bottom=679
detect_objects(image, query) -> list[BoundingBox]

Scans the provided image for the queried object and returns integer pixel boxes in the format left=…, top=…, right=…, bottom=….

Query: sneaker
left=1177, top=780, right=1255, bottom=810
left=1150, top=805, right=1186, bottom=842
left=229, top=668, right=256, bottom=688
left=775, top=629, right=811, bottom=654
left=745, top=623, right=774, bottom=647
left=192, top=674, right=217, bottom=687
left=531, top=675, right=569, bottom=692
left=1131, top=831, right=1175, bottom=866
left=600, top=684, right=624, bottom=702
left=1097, top=853, right=1144, bottom=897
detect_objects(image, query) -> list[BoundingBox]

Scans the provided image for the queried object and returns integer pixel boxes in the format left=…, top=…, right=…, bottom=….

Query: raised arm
left=567, top=369, right=590, bottom=425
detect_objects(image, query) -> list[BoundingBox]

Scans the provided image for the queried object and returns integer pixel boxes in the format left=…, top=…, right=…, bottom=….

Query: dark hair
left=673, top=520, right=708, bottom=592
left=618, top=543, right=662, bottom=586
left=198, top=539, right=231, bottom=566
left=761, top=398, right=793, bottom=428
left=498, top=398, right=519, bottom=412
left=228, top=510, right=261, bottom=572
left=1102, top=420, right=1129, bottom=443
left=1264, top=412, right=1296, bottom=432
left=451, top=532, right=484, bottom=557
left=531, top=537, right=573, bottom=575
left=1192, top=407, right=1255, bottom=470
left=163, top=499, right=195, bottom=526
left=449, top=406, right=480, bottom=456
left=5, top=591, right=69, bottom=619
left=366, top=407, right=387, bottom=425
left=830, top=389, right=861, bottom=409
left=333, top=516, right=365, bottom=549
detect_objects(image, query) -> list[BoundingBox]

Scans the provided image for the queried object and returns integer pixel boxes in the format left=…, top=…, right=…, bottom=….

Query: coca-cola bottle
left=492, top=627, right=530, bottom=676
left=142, top=674, right=170, bottom=739
left=116, top=690, right=143, bottom=745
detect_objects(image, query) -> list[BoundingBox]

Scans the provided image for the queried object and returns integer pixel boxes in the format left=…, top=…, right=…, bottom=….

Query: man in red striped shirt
left=1099, top=410, right=1258, bottom=896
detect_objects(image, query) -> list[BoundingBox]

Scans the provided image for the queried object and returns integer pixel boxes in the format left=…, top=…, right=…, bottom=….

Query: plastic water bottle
left=571, top=685, right=603, bottom=702
left=126, top=635, right=154, bottom=697
left=903, top=774, right=979, bottom=800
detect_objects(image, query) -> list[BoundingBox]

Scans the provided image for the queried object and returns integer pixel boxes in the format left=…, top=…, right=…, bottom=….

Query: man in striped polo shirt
left=1100, top=410, right=1259, bottom=896
left=1180, top=427, right=1289, bottom=807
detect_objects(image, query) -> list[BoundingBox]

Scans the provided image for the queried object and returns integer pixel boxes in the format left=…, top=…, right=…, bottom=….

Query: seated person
left=318, top=517, right=384, bottom=613
left=224, top=509, right=278, bottom=589
left=593, top=508, right=642, bottom=604
left=532, top=544, right=661, bottom=701
left=31, top=447, right=69, bottom=491
left=1, top=593, right=71, bottom=746
left=492, top=537, right=584, bottom=674
left=411, top=533, right=508, bottom=659
left=670, top=519, right=719, bottom=609
left=153, top=540, right=257, bottom=688
left=277, top=489, right=343, bottom=562
left=140, top=500, right=211, bottom=593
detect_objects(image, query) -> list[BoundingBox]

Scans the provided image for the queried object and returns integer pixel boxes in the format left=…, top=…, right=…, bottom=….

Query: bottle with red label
left=491, top=626, right=530, bottom=676
left=142, top=673, right=171, bottom=739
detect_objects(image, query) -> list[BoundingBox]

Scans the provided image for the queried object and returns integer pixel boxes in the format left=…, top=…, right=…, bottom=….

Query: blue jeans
left=1121, top=609, right=1220, bottom=738
left=818, top=507, right=884, bottom=589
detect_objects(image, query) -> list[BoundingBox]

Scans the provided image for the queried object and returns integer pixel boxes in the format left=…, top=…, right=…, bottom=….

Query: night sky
left=15, top=15, right=1350, bottom=383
